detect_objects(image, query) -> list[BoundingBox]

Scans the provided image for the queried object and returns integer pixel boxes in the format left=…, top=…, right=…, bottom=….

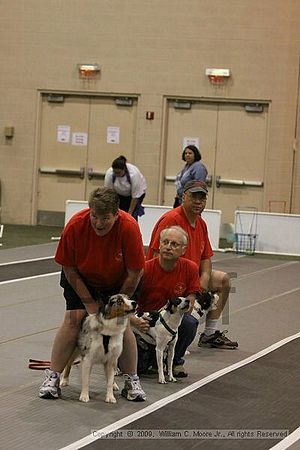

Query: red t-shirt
left=137, top=256, right=200, bottom=312
left=146, top=206, right=213, bottom=269
left=55, top=208, right=145, bottom=290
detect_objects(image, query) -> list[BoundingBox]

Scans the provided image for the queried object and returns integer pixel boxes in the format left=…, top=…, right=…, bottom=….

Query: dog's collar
left=159, top=313, right=177, bottom=338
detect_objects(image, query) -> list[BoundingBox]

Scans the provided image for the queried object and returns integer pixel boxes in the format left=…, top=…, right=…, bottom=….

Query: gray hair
left=160, top=226, right=188, bottom=246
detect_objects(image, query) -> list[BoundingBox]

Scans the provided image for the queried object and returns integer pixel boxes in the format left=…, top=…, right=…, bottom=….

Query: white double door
left=163, top=100, right=268, bottom=225
left=37, top=95, right=137, bottom=225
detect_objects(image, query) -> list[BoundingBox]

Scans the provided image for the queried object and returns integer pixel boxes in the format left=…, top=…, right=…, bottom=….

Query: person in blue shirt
left=174, top=145, right=207, bottom=207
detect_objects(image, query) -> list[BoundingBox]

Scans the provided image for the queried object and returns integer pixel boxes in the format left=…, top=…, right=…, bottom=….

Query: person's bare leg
left=39, top=309, right=86, bottom=399
left=119, top=323, right=146, bottom=401
left=199, top=270, right=237, bottom=348
left=51, top=309, right=86, bottom=372
left=118, top=323, right=137, bottom=374
left=206, top=270, right=230, bottom=321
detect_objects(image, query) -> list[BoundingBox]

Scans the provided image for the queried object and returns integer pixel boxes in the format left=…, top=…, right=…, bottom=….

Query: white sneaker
left=121, top=374, right=146, bottom=401
left=39, top=369, right=61, bottom=399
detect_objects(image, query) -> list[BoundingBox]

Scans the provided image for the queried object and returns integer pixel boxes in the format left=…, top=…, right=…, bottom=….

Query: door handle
left=205, top=175, right=212, bottom=187
left=40, top=167, right=85, bottom=179
left=165, top=175, right=212, bottom=187
left=216, top=176, right=263, bottom=188
left=87, top=168, right=106, bottom=180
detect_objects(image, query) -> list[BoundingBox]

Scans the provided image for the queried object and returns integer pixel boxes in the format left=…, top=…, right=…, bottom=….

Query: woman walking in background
left=174, top=145, right=207, bottom=207
left=105, top=155, right=147, bottom=220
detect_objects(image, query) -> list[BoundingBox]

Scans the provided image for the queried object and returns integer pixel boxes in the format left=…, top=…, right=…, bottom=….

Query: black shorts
left=118, top=193, right=145, bottom=220
left=60, top=271, right=118, bottom=311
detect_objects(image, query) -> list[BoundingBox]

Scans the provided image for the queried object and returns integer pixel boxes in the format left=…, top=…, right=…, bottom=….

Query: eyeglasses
left=160, top=239, right=183, bottom=249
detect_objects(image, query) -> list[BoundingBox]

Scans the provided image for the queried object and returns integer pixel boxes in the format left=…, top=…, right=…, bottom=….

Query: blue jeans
left=174, top=314, right=199, bottom=366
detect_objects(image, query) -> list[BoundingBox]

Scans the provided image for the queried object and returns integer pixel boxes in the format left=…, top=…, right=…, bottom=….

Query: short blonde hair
left=88, top=187, right=119, bottom=215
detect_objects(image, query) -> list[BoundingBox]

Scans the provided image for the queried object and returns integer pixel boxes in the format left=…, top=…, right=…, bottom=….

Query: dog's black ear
left=173, top=297, right=182, bottom=307
left=165, top=300, right=173, bottom=313
left=148, top=310, right=159, bottom=327
left=196, top=291, right=213, bottom=310
left=166, top=297, right=181, bottom=313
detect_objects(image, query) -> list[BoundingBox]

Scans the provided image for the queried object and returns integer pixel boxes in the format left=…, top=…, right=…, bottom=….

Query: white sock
left=204, top=319, right=219, bottom=336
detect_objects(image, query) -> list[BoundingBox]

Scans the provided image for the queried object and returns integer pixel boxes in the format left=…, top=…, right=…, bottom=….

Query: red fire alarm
left=146, top=111, right=154, bottom=120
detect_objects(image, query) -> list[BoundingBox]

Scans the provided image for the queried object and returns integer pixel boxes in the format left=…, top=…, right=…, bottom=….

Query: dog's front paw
left=105, top=394, right=116, bottom=403
left=167, top=375, right=177, bottom=383
left=79, top=392, right=90, bottom=402
left=113, top=382, right=119, bottom=391
left=158, top=377, right=167, bottom=384
left=59, top=377, right=69, bottom=387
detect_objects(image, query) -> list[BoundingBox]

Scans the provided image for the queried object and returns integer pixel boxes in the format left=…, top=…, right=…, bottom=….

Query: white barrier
left=65, top=201, right=221, bottom=250
left=65, top=200, right=88, bottom=225
left=235, top=210, right=300, bottom=256
left=0, top=224, right=3, bottom=246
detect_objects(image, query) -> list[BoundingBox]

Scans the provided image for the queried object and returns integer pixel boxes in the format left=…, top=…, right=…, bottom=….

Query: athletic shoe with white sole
left=198, top=330, right=238, bottom=349
left=173, top=364, right=188, bottom=378
left=121, top=374, right=146, bottom=401
left=39, top=369, right=61, bottom=399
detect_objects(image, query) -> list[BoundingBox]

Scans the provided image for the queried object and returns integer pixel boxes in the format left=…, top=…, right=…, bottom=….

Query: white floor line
left=232, top=286, right=300, bottom=314
left=0, top=272, right=60, bottom=285
left=0, top=255, right=55, bottom=266
left=0, top=326, right=59, bottom=345
left=1, top=258, right=296, bottom=287
left=60, top=332, right=300, bottom=450
left=237, top=261, right=299, bottom=280
left=212, top=254, right=246, bottom=262
left=270, top=426, right=300, bottom=450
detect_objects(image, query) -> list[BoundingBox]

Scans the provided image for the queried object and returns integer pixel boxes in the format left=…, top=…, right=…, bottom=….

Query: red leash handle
left=28, top=359, right=50, bottom=370
left=28, top=358, right=80, bottom=370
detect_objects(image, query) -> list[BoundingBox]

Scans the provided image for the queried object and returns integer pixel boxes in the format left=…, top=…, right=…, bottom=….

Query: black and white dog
left=134, top=297, right=190, bottom=384
left=60, top=294, right=136, bottom=404
left=193, top=291, right=219, bottom=319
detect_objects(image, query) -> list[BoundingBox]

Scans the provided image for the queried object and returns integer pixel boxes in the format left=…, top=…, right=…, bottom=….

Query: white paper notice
left=72, top=132, right=88, bottom=146
left=183, top=137, right=199, bottom=149
left=107, top=126, right=120, bottom=144
left=57, top=125, right=70, bottom=143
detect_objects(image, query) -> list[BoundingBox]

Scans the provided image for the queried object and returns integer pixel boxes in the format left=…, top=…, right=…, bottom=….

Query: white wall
left=235, top=211, right=300, bottom=256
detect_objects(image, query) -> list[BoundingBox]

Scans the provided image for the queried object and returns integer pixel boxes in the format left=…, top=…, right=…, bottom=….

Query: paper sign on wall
left=72, top=132, right=88, bottom=146
left=183, top=137, right=199, bottom=149
left=57, top=125, right=71, bottom=143
left=107, top=126, right=120, bottom=144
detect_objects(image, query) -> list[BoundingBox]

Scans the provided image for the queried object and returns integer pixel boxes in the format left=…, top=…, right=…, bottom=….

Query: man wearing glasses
left=146, top=180, right=238, bottom=375
left=132, top=225, right=201, bottom=378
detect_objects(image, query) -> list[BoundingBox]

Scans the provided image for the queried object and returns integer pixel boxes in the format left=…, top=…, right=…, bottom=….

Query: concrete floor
left=0, top=243, right=300, bottom=450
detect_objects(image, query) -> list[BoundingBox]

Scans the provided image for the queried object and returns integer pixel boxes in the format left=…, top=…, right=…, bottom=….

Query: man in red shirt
left=147, top=180, right=238, bottom=360
left=39, top=187, right=146, bottom=401
left=133, top=225, right=201, bottom=377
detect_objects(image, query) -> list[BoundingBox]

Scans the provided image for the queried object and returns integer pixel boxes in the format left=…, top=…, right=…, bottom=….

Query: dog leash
left=28, top=358, right=80, bottom=370
left=158, top=313, right=177, bottom=341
